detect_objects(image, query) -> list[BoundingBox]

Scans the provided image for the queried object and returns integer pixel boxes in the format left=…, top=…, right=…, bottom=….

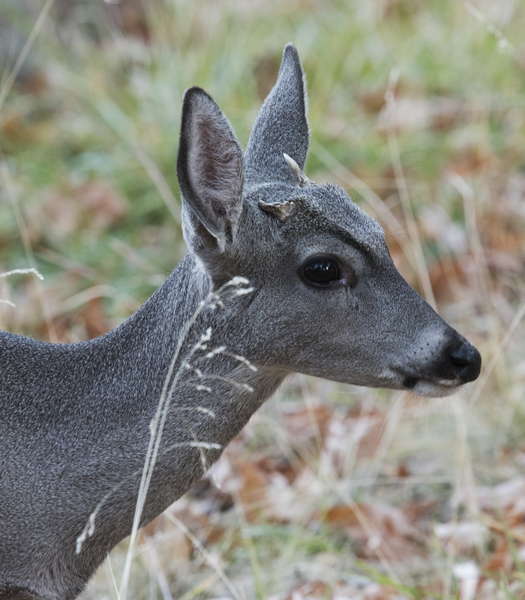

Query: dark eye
left=302, top=256, right=340, bottom=286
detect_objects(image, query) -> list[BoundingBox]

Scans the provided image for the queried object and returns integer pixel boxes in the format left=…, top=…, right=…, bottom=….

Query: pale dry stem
left=164, top=511, right=244, bottom=600
left=464, top=2, right=516, bottom=56
left=384, top=69, right=437, bottom=310
left=144, top=538, right=174, bottom=600
left=443, top=393, right=477, bottom=600
left=74, top=277, right=255, bottom=599
left=1, top=161, right=59, bottom=341
left=0, top=0, right=54, bottom=112
left=0, top=268, right=44, bottom=308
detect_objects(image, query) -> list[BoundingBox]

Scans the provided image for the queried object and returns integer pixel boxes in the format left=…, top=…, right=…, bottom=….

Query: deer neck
left=0, top=252, right=287, bottom=593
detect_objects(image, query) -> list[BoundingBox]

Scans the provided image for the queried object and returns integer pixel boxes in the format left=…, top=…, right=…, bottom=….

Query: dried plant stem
left=1, top=162, right=59, bottom=341
left=233, top=491, right=265, bottom=600
left=0, top=248, right=44, bottom=311
left=447, top=170, right=493, bottom=319
left=75, top=441, right=221, bottom=555
left=164, top=511, right=243, bottom=600
left=443, top=394, right=477, bottom=600
left=0, top=268, right=44, bottom=280
left=105, top=554, right=121, bottom=600
left=0, top=0, right=54, bottom=112
left=384, top=70, right=436, bottom=310
left=365, top=392, right=406, bottom=488
left=178, top=573, right=221, bottom=600
left=144, top=538, right=174, bottom=600
left=118, top=320, right=211, bottom=598
left=464, top=2, right=516, bottom=57
left=118, top=277, right=252, bottom=600
left=468, top=299, right=525, bottom=410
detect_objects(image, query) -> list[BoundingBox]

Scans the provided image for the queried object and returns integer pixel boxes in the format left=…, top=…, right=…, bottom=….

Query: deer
left=0, top=44, right=481, bottom=600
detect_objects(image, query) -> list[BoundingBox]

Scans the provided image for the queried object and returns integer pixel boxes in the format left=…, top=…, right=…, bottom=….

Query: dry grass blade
left=384, top=70, right=436, bottom=310
left=0, top=0, right=54, bottom=112
left=1, top=161, right=58, bottom=341
left=118, top=277, right=254, bottom=600
left=468, top=300, right=525, bottom=410
left=164, top=511, right=243, bottom=600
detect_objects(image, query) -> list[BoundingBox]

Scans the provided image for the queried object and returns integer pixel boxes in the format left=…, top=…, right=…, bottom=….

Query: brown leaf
left=395, top=462, right=410, bottom=478
left=427, top=258, right=469, bottom=304
left=326, top=504, right=361, bottom=528
left=81, top=297, right=111, bottom=338
left=483, top=538, right=512, bottom=573
left=325, top=501, right=424, bottom=558
left=447, top=146, right=492, bottom=177
left=234, top=460, right=268, bottom=522
left=284, top=404, right=334, bottom=448
left=283, top=580, right=330, bottom=600
left=401, top=499, right=436, bottom=522
left=359, top=87, right=388, bottom=114
left=479, top=212, right=525, bottom=257
left=256, top=454, right=302, bottom=483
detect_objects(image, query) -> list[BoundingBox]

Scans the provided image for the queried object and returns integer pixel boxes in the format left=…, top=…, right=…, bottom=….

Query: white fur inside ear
left=180, top=90, right=244, bottom=252
left=283, top=153, right=313, bottom=188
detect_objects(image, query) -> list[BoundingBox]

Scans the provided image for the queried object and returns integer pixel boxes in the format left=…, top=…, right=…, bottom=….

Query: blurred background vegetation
left=1, top=0, right=525, bottom=598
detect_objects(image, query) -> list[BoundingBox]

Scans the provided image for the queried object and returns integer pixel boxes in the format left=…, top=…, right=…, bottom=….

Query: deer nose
left=449, top=342, right=481, bottom=383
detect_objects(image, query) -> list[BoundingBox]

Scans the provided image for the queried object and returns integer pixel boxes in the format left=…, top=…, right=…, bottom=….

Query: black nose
left=449, top=342, right=482, bottom=383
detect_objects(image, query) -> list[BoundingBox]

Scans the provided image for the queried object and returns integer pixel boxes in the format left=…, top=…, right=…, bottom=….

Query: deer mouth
left=400, top=353, right=481, bottom=398
left=396, top=339, right=481, bottom=397
left=398, top=375, right=455, bottom=397
left=402, top=376, right=419, bottom=390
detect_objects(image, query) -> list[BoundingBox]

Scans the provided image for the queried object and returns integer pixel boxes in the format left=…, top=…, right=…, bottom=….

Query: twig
left=164, top=511, right=244, bottom=600
left=384, top=70, right=436, bottom=309
left=0, top=0, right=55, bottom=112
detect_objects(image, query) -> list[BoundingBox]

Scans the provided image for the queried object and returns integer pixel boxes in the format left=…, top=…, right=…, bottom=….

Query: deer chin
left=407, top=379, right=464, bottom=398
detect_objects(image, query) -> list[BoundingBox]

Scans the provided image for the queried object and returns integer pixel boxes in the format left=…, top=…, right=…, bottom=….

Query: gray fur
left=0, top=44, right=481, bottom=600
left=244, top=44, right=309, bottom=187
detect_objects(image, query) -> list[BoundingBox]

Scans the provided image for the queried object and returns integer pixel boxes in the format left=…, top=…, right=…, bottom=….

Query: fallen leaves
left=137, top=392, right=525, bottom=600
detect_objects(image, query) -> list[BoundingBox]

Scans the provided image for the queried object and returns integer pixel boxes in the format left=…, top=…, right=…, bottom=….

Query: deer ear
left=177, top=87, right=244, bottom=253
left=244, top=44, right=309, bottom=187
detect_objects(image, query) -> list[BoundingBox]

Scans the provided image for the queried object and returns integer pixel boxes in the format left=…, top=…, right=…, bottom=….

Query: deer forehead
left=245, top=182, right=385, bottom=256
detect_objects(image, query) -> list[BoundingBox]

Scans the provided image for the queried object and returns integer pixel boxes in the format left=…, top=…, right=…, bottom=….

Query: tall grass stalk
left=117, top=276, right=253, bottom=599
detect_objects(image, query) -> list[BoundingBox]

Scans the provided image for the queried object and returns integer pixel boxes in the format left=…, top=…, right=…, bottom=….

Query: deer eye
left=302, top=256, right=341, bottom=287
